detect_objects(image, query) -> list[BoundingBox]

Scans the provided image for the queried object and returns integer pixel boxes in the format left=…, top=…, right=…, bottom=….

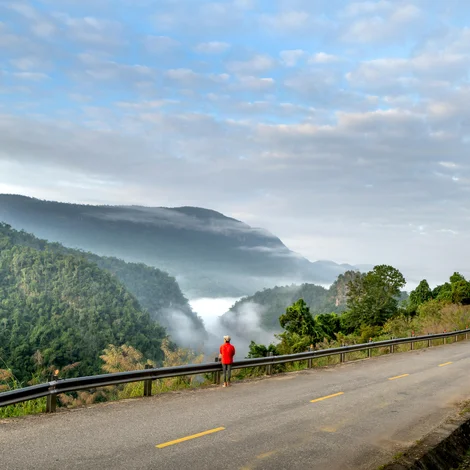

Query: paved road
left=2, top=341, right=470, bottom=470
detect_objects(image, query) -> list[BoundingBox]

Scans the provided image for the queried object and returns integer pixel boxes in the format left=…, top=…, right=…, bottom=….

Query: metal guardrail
left=1, top=328, right=469, bottom=411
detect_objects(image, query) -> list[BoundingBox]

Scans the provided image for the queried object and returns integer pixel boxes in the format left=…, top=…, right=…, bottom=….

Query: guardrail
left=1, top=328, right=469, bottom=412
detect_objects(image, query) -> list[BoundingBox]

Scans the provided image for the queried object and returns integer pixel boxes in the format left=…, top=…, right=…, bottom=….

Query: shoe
left=223, top=383, right=227, bottom=387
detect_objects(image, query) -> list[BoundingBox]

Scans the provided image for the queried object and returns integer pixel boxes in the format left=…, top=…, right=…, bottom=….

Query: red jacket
left=219, top=343, right=235, bottom=365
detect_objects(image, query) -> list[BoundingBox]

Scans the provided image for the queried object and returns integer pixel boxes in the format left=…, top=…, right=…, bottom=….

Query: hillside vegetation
left=247, top=265, right=470, bottom=357
left=220, top=271, right=381, bottom=335
left=0, top=223, right=205, bottom=343
left=0, top=241, right=166, bottom=383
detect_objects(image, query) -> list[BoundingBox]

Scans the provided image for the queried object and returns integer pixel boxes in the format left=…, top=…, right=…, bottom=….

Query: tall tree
left=408, top=279, right=432, bottom=313
left=344, top=265, right=406, bottom=328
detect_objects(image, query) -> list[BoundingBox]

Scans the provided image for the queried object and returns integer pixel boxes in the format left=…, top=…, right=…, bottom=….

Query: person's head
left=223, top=335, right=231, bottom=343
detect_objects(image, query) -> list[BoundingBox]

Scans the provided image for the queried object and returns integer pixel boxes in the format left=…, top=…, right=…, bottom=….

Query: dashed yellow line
left=388, top=374, right=409, bottom=381
left=156, top=427, right=225, bottom=448
left=310, top=392, right=344, bottom=403
left=439, top=362, right=453, bottom=367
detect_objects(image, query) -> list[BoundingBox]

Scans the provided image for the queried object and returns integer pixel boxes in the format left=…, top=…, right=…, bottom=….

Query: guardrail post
left=466, top=327, right=468, bottom=340
left=143, top=364, right=152, bottom=397
left=266, top=352, right=273, bottom=375
left=307, top=346, right=313, bottom=368
left=427, top=334, right=431, bottom=348
left=214, top=357, right=220, bottom=385
left=444, top=331, right=446, bottom=344
left=368, top=339, right=372, bottom=358
left=46, top=372, right=58, bottom=413
left=390, top=338, right=394, bottom=354
left=340, top=343, right=345, bottom=363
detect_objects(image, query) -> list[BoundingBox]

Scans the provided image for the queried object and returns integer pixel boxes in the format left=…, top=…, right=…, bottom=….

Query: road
left=2, top=341, right=470, bottom=470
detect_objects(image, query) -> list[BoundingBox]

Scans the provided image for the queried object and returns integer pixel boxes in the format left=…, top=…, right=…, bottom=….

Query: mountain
left=220, top=271, right=409, bottom=345
left=0, top=223, right=205, bottom=346
left=0, top=239, right=166, bottom=382
left=220, top=277, right=350, bottom=337
left=0, top=195, right=366, bottom=298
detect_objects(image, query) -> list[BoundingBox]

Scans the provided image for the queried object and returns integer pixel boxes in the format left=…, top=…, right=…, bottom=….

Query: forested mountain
left=0, top=243, right=166, bottom=382
left=0, top=195, right=367, bottom=297
left=220, top=271, right=408, bottom=341
left=0, top=223, right=205, bottom=345
left=221, top=282, right=344, bottom=335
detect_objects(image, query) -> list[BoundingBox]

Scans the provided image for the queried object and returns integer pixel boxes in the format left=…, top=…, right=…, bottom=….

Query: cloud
left=54, top=14, right=124, bottom=46
left=194, top=41, right=230, bottom=54
left=226, top=55, right=276, bottom=74
left=309, top=52, right=340, bottom=64
left=260, top=10, right=310, bottom=32
left=145, top=35, right=180, bottom=53
left=341, top=2, right=422, bottom=43
left=233, top=76, right=275, bottom=91
left=12, top=72, right=49, bottom=81
left=164, top=68, right=230, bottom=89
left=7, top=2, right=57, bottom=38
left=77, top=52, right=154, bottom=83
left=280, top=49, right=306, bottom=67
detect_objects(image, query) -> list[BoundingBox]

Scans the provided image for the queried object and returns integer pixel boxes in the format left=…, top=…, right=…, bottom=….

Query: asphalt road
left=2, top=341, right=470, bottom=470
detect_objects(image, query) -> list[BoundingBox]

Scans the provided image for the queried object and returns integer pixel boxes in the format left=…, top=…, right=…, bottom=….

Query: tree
left=433, top=273, right=470, bottom=305
left=277, top=299, right=326, bottom=352
left=279, top=299, right=316, bottom=340
left=343, top=265, right=406, bottom=329
left=315, top=313, right=342, bottom=340
left=408, top=279, right=432, bottom=314
left=247, top=341, right=278, bottom=358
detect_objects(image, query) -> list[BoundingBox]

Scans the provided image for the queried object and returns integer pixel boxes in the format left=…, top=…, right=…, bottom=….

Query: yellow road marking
left=310, top=392, right=344, bottom=403
left=257, top=451, right=276, bottom=460
left=321, top=426, right=337, bottom=433
left=156, top=427, right=225, bottom=448
left=388, top=374, right=409, bottom=381
left=439, top=362, right=453, bottom=367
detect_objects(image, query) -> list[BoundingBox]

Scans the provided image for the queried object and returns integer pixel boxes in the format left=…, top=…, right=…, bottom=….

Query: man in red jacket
left=219, top=335, right=235, bottom=387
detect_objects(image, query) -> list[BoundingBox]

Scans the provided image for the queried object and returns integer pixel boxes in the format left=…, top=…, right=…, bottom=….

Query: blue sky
left=1, top=0, right=470, bottom=285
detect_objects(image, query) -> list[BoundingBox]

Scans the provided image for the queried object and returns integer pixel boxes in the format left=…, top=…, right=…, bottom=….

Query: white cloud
left=343, top=0, right=393, bottom=17
left=145, top=35, right=180, bottom=53
left=309, top=52, right=340, bottom=64
left=261, top=10, right=310, bottom=31
left=54, top=13, right=124, bottom=46
left=342, top=3, right=422, bottom=43
left=10, top=57, right=47, bottom=71
left=233, top=76, right=275, bottom=91
left=12, top=72, right=49, bottom=81
left=226, top=55, right=276, bottom=74
left=194, top=41, right=230, bottom=54
left=280, top=49, right=306, bottom=67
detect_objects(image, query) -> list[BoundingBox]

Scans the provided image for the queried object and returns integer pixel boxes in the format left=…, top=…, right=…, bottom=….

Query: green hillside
left=0, top=223, right=206, bottom=343
left=0, top=241, right=166, bottom=382
left=220, top=270, right=407, bottom=337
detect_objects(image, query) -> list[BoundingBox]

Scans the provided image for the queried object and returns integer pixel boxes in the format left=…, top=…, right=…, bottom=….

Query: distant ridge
left=0, top=194, right=368, bottom=297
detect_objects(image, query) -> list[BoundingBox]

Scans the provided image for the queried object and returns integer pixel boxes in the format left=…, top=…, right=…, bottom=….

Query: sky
left=1, top=0, right=470, bottom=285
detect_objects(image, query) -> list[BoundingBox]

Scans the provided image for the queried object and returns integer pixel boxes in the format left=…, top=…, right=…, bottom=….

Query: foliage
left=0, top=241, right=166, bottom=383
left=0, top=222, right=204, bottom=337
left=342, top=265, right=406, bottom=329
left=408, top=280, right=432, bottom=314
left=247, top=341, right=279, bottom=358
left=159, top=338, right=204, bottom=388
left=222, top=279, right=350, bottom=335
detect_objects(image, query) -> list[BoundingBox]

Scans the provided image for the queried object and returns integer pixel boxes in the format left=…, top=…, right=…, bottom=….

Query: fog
left=189, top=297, right=277, bottom=358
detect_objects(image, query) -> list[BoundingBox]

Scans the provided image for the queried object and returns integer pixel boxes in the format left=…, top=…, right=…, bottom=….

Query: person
left=219, top=335, right=235, bottom=387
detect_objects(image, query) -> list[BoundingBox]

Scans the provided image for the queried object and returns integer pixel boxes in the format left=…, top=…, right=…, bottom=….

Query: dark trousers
left=222, top=364, right=232, bottom=382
